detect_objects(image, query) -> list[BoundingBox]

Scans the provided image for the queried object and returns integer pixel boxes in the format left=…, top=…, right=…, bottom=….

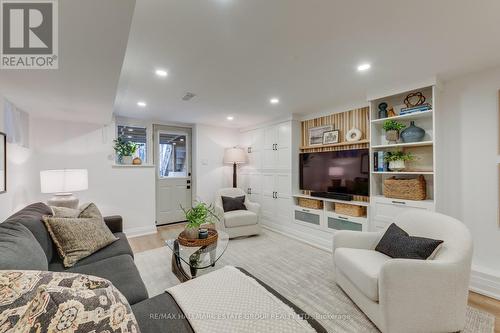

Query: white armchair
left=215, top=188, right=261, bottom=238
left=333, top=210, right=472, bottom=333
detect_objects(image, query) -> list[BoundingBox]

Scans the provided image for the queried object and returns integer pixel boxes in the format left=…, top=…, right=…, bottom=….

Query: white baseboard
left=124, top=226, right=157, bottom=238
left=470, top=268, right=500, bottom=300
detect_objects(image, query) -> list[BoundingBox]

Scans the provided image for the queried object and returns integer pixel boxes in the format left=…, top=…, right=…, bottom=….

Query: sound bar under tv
left=310, top=192, right=353, bottom=201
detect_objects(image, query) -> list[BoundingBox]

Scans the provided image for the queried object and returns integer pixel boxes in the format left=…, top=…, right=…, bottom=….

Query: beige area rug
left=134, top=229, right=494, bottom=333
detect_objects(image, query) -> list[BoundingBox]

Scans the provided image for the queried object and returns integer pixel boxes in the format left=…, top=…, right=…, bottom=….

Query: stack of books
left=374, top=151, right=388, bottom=172
left=400, top=104, right=432, bottom=115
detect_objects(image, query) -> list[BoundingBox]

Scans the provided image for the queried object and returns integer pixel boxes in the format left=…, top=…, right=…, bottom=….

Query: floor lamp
left=223, top=147, right=247, bottom=188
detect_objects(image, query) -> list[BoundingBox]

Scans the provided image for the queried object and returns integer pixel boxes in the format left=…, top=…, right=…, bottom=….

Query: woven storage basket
left=334, top=203, right=366, bottom=217
left=383, top=175, right=427, bottom=200
left=298, top=197, right=323, bottom=210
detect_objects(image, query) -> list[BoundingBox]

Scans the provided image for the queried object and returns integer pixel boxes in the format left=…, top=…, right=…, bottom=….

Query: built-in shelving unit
left=369, top=85, right=437, bottom=231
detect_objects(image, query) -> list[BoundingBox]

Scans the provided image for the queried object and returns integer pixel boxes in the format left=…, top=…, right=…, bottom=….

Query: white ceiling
left=0, top=0, right=135, bottom=124
left=114, top=0, right=500, bottom=128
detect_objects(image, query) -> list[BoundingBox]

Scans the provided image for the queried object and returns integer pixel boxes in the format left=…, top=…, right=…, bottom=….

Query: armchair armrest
left=245, top=201, right=260, bottom=215
left=379, top=259, right=470, bottom=332
left=333, top=230, right=382, bottom=252
left=104, top=215, right=123, bottom=233
left=214, top=205, right=226, bottom=230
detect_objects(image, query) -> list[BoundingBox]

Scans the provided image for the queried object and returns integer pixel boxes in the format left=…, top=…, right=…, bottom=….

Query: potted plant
left=113, top=137, right=138, bottom=164
left=181, top=202, right=220, bottom=239
left=382, top=120, right=406, bottom=144
left=384, top=151, right=414, bottom=171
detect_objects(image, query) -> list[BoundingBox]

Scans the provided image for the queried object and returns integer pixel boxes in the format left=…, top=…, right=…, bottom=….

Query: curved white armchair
left=215, top=188, right=261, bottom=238
left=333, top=210, right=472, bottom=333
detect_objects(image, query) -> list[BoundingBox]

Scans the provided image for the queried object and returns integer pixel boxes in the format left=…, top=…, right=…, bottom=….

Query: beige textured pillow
left=50, top=206, right=80, bottom=218
left=43, top=203, right=117, bottom=268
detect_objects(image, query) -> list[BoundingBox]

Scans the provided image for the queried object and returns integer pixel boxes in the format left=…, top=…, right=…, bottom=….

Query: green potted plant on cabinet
left=384, top=151, right=414, bottom=171
left=113, top=137, right=138, bottom=164
left=382, top=120, right=406, bottom=144
left=181, top=202, right=220, bottom=239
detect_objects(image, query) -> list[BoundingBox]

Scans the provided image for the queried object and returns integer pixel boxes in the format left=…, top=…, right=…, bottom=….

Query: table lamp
left=40, top=169, right=88, bottom=209
left=223, top=147, right=247, bottom=188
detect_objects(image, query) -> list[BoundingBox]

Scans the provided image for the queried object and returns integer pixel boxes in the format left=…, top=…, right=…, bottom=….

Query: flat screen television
left=299, top=149, right=369, bottom=197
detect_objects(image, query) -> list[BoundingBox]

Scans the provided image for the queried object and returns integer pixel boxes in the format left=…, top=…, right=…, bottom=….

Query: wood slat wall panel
left=301, top=107, right=370, bottom=153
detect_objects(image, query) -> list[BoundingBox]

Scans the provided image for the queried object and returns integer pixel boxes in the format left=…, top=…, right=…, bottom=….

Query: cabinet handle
left=247, top=147, right=251, bottom=153
left=302, top=208, right=310, bottom=213
left=275, top=143, right=278, bottom=150
left=248, top=188, right=252, bottom=194
left=338, top=216, right=349, bottom=220
left=391, top=200, right=406, bottom=205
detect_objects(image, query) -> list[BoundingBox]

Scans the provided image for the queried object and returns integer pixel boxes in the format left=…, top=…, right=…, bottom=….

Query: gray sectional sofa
left=0, top=202, right=194, bottom=333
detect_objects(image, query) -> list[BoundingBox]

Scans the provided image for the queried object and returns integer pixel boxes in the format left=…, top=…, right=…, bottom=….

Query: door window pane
left=117, top=125, right=147, bottom=162
left=159, top=133, right=187, bottom=177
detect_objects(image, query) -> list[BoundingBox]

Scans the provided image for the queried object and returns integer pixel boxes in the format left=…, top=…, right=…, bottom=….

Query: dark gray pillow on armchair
left=221, top=196, right=247, bottom=212
left=0, top=222, right=48, bottom=270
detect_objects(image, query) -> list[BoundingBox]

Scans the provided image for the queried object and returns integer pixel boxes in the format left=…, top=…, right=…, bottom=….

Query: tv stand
left=310, top=192, right=353, bottom=201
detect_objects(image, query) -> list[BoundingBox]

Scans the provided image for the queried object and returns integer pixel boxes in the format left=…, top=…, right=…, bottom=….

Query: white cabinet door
left=277, top=122, right=291, bottom=149
left=371, top=196, right=434, bottom=231
left=275, top=173, right=291, bottom=198
left=275, top=197, right=292, bottom=225
left=262, top=147, right=276, bottom=169
left=250, top=128, right=264, bottom=152
left=264, top=126, right=277, bottom=149
left=248, top=173, right=262, bottom=194
left=275, top=146, right=291, bottom=170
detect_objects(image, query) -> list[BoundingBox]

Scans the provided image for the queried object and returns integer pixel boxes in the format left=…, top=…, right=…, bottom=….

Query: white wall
left=30, top=117, right=157, bottom=237
left=437, top=66, right=500, bottom=296
left=193, top=124, right=239, bottom=203
left=0, top=96, right=38, bottom=220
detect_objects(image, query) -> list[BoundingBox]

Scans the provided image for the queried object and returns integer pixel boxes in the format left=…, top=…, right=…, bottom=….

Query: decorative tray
left=178, top=229, right=218, bottom=247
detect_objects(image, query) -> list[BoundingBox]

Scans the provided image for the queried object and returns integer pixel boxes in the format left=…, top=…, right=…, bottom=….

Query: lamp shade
left=40, top=169, right=88, bottom=194
left=223, top=147, right=247, bottom=164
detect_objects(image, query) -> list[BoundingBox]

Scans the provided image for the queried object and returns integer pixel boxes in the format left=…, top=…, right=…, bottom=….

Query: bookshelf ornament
left=346, top=128, right=362, bottom=142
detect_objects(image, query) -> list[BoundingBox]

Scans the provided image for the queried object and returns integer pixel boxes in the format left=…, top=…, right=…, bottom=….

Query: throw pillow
left=221, top=195, right=247, bottom=212
left=375, top=223, right=444, bottom=260
left=0, top=222, right=48, bottom=270
left=51, top=206, right=80, bottom=218
left=0, top=270, right=139, bottom=333
left=43, top=203, right=117, bottom=268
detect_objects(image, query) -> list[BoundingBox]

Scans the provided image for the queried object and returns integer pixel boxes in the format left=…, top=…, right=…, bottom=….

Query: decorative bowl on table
left=178, top=229, right=218, bottom=247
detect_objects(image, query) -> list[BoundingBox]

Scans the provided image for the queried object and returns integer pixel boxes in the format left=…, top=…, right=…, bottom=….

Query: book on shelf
left=376, top=151, right=388, bottom=172
left=400, top=105, right=432, bottom=115
left=373, top=152, right=378, bottom=171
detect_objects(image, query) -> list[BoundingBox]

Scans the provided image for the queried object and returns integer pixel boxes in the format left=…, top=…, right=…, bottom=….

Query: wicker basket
left=383, top=175, right=427, bottom=200
left=335, top=203, right=366, bottom=217
left=298, top=197, right=323, bottom=210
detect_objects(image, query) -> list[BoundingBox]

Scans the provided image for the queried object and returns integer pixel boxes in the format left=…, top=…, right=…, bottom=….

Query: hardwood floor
left=129, top=224, right=500, bottom=332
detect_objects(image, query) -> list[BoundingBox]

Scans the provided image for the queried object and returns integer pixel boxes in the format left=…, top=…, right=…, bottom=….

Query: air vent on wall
left=182, top=92, right=196, bottom=101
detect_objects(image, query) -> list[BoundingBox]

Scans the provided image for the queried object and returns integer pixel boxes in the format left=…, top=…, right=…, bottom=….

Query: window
left=117, top=125, right=147, bottom=162
left=158, top=133, right=187, bottom=177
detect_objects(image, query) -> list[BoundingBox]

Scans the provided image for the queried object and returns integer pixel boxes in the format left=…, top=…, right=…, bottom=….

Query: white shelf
left=293, top=194, right=370, bottom=207
left=371, top=110, right=433, bottom=124
left=372, top=171, right=434, bottom=175
left=371, top=194, right=435, bottom=205
left=371, top=141, right=433, bottom=149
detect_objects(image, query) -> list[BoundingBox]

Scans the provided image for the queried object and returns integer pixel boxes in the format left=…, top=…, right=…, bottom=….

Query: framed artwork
left=308, top=125, right=333, bottom=146
left=322, top=130, right=339, bottom=145
left=0, top=132, right=6, bottom=193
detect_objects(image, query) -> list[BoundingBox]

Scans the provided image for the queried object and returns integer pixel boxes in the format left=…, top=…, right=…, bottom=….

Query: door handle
left=187, top=186, right=191, bottom=189
left=187, top=180, right=191, bottom=184
left=275, top=143, right=278, bottom=150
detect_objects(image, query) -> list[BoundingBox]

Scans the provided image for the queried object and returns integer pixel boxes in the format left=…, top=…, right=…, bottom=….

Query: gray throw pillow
left=43, top=203, right=118, bottom=268
left=0, top=222, right=48, bottom=270
left=221, top=195, right=247, bottom=212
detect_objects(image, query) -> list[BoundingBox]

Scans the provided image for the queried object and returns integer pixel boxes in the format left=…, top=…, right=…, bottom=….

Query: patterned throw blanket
left=167, top=266, right=317, bottom=333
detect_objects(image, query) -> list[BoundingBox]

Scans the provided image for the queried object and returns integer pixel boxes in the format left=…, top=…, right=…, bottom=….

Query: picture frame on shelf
left=308, top=125, right=333, bottom=146
left=322, top=130, right=339, bottom=145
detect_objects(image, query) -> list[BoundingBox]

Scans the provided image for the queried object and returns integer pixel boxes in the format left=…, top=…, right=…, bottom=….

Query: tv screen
left=300, top=149, right=369, bottom=196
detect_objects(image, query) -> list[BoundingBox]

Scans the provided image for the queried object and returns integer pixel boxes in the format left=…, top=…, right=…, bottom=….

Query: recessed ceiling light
left=137, top=101, right=147, bottom=107
left=270, top=98, right=280, bottom=104
left=357, top=63, right=371, bottom=71
left=155, top=69, right=168, bottom=77
left=226, top=116, right=234, bottom=121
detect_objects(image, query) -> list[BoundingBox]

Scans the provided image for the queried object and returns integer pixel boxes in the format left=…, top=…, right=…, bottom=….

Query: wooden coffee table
left=165, top=230, right=229, bottom=282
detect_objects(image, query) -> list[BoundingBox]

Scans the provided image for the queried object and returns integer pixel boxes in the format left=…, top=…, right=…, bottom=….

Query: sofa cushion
left=67, top=254, right=149, bottom=305
left=335, top=248, right=391, bottom=301
left=132, top=293, right=194, bottom=333
left=49, top=232, right=134, bottom=269
left=0, top=222, right=48, bottom=270
left=4, top=202, right=55, bottom=262
left=223, top=210, right=258, bottom=228
left=222, top=195, right=247, bottom=212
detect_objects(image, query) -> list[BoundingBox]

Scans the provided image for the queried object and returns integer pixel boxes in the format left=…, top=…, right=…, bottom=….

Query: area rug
left=134, top=229, right=494, bottom=333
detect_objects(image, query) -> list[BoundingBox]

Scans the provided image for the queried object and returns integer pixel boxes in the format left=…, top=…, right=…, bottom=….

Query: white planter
left=389, top=160, right=406, bottom=171
left=121, top=156, right=133, bottom=165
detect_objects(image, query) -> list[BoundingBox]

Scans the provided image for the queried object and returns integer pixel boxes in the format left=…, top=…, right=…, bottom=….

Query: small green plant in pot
left=181, top=202, right=220, bottom=239
left=382, top=120, right=406, bottom=144
left=113, top=137, right=138, bottom=164
left=384, top=151, right=414, bottom=171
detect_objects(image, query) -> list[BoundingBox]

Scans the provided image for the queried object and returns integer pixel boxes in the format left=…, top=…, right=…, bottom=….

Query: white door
left=248, top=128, right=263, bottom=170
left=275, top=173, right=292, bottom=224
left=262, top=126, right=277, bottom=169
left=261, top=173, right=276, bottom=220
left=154, top=125, right=192, bottom=225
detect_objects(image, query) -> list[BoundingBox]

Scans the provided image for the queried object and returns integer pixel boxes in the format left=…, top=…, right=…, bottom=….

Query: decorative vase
left=121, top=156, right=133, bottom=165
left=378, top=102, right=388, bottom=119
left=184, top=227, right=199, bottom=239
left=389, top=160, right=406, bottom=171
left=132, top=157, right=142, bottom=165
left=385, top=130, right=399, bottom=144
left=401, top=121, right=425, bottom=143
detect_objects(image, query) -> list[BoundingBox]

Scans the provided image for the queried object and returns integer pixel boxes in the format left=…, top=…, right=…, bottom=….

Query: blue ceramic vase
left=401, top=121, right=425, bottom=143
